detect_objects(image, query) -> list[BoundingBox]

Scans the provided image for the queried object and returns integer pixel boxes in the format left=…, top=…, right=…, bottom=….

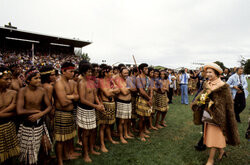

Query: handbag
left=192, top=105, right=203, bottom=125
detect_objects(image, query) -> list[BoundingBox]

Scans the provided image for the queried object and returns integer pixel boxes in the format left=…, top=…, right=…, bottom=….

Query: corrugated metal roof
left=0, top=26, right=91, bottom=48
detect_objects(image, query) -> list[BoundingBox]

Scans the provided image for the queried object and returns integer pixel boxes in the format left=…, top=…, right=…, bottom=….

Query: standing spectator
left=227, top=67, right=248, bottom=123
left=179, top=68, right=190, bottom=105
left=168, top=69, right=174, bottom=104
left=221, top=68, right=230, bottom=82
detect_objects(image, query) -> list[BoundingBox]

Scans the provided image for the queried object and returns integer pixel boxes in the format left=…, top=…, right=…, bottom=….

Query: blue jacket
left=226, top=73, right=248, bottom=99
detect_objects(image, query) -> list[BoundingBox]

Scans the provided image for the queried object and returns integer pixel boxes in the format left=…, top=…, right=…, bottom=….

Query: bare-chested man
left=147, top=67, right=158, bottom=131
left=77, top=61, right=104, bottom=163
left=68, top=71, right=81, bottom=157
left=17, top=68, right=52, bottom=165
left=0, top=66, right=20, bottom=165
left=39, top=65, right=56, bottom=163
left=116, top=67, right=136, bottom=143
left=54, top=62, right=79, bottom=165
left=98, top=66, right=120, bottom=152
left=154, top=70, right=169, bottom=128
left=136, top=63, right=153, bottom=142
left=128, top=67, right=139, bottom=133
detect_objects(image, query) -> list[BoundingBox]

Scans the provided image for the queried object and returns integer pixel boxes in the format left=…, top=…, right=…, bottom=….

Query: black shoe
left=194, top=145, right=206, bottom=151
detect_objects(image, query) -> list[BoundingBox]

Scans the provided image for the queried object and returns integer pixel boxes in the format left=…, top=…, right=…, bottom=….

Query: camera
left=238, top=84, right=244, bottom=91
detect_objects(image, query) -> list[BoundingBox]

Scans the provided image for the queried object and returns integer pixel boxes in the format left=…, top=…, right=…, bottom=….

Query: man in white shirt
left=179, top=68, right=190, bottom=105
left=227, top=67, right=248, bottom=122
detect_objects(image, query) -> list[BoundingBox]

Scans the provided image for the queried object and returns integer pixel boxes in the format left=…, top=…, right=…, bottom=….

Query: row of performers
left=0, top=61, right=171, bottom=164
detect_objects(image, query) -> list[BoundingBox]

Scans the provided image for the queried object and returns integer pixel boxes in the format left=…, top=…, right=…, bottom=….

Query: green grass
left=63, top=90, right=250, bottom=165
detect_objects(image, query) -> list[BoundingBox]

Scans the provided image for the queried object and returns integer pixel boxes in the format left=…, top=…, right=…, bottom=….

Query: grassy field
left=62, top=90, right=249, bottom=165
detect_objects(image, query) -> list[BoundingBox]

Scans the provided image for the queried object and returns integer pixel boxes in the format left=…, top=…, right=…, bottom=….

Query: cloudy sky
left=1, top=0, right=250, bottom=68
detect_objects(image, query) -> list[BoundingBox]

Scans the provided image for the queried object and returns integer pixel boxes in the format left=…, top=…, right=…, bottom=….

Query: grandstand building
left=0, top=25, right=91, bottom=56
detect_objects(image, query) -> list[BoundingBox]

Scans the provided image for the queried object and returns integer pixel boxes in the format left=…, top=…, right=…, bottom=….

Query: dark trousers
left=197, top=123, right=205, bottom=146
left=168, top=87, right=173, bottom=103
left=234, top=92, right=246, bottom=122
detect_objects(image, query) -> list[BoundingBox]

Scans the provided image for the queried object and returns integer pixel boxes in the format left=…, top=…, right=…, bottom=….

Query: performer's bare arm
left=17, top=88, right=41, bottom=115
left=0, top=91, right=17, bottom=118
left=100, top=79, right=115, bottom=97
left=127, top=77, right=137, bottom=92
left=79, top=80, right=103, bottom=111
left=136, top=77, right=150, bottom=100
left=0, top=90, right=17, bottom=113
left=54, top=81, right=72, bottom=107
left=119, top=81, right=130, bottom=95
left=66, top=81, right=79, bottom=101
left=94, top=89, right=104, bottom=112
left=28, top=89, right=52, bottom=122
left=112, top=80, right=120, bottom=94
left=45, top=84, right=53, bottom=103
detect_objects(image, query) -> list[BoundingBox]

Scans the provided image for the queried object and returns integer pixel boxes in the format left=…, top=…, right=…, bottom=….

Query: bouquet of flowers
left=192, top=89, right=213, bottom=125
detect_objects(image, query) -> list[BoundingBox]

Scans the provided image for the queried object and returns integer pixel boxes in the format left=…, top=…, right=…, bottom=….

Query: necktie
left=184, top=73, right=186, bottom=84
left=239, top=75, right=242, bottom=84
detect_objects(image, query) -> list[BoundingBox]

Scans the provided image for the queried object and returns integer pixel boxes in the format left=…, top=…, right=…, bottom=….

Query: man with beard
left=116, top=67, right=135, bottom=143
left=136, top=63, right=153, bottom=142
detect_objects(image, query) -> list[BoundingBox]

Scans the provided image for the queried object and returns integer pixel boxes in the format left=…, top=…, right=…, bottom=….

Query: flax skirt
left=0, top=121, right=20, bottom=163
left=136, top=97, right=152, bottom=117
left=54, top=110, right=76, bottom=142
left=96, top=102, right=116, bottom=125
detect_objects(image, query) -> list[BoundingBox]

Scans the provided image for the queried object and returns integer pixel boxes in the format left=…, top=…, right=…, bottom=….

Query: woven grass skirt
left=97, top=102, right=116, bottom=125
left=154, top=92, right=169, bottom=112
left=0, top=121, right=20, bottom=163
left=54, top=110, right=76, bottom=142
left=18, top=121, right=51, bottom=165
left=77, top=106, right=96, bottom=130
left=136, top=97, right=152, bottom=117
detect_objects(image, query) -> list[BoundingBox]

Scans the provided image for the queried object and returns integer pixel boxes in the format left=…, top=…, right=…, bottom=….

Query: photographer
left=227, top=67, right=248, bottom=123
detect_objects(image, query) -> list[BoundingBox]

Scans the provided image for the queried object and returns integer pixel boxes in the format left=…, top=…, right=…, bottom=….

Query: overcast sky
left=1, top=0, right=250, bottom=68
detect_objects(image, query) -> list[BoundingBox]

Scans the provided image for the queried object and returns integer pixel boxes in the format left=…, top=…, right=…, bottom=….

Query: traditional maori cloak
left=191, top=83, right=240, bottom=146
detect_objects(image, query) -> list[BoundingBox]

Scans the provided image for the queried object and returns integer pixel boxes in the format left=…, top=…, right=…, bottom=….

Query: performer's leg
left=124, top=119, right=133, bottom=139
left=138, top=116, right=146, bottom=141
left=127, top=119, right=135, bottom=136
left=160, top=112, right=167, bottom=127
left=82, top=129, right=92, bottom=163
left=99, top=124, right=108, bottom=153
left=106, top=125, right=119, bottom=144
left=155, top=111, right=163, bottom=129
left=55, top=141, right=64, bottom=165
left=119, top=119, right=128, bottom=143
left=89, top=129, right=100, bottom=155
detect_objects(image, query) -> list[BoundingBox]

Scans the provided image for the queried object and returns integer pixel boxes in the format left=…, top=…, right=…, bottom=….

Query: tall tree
left=243, top=59, right=250, bottom=74
left=214, top=61, right=226, bottom=70
left=74, top=49, right=90, bottom=62
left=238, top=55, right=246, bottom=67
